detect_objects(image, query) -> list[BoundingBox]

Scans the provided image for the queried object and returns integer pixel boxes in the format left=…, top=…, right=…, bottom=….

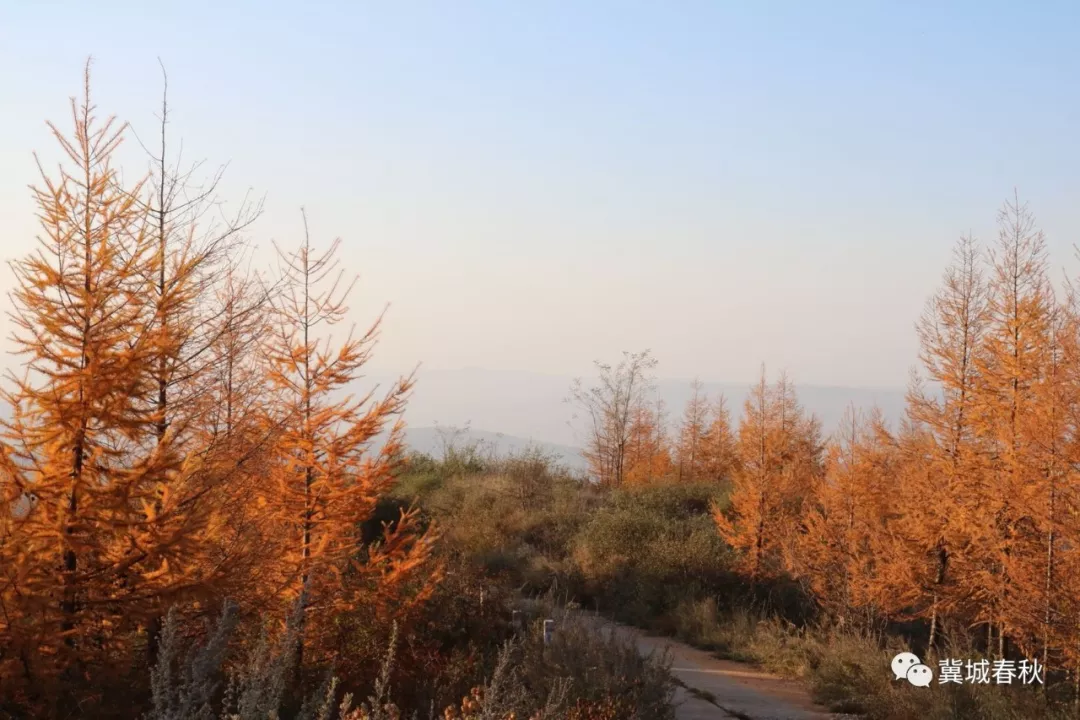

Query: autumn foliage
left=712, top=368, right=823, bottom=581
left=0, top=66, right=439, bottom=715
left=560, top=191, right=1080, bottom=686
left=14, top=61, right=1080, bottom=718
left=706, top=194, right=1080, bottom=682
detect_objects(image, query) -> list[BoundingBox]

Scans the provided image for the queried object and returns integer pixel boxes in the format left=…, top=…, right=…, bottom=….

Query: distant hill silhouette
left=0, top=366, right=910, bottom=462
left=361, top=367, right=908, bottom=448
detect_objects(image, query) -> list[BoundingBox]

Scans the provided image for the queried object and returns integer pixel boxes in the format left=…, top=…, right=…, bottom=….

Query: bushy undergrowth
left=396, top=451, right=810, bottom=636
left=732, top=617, right=1070, bottom=720
left=146, top=594, right=674, bottom=720
left=396, top=447, right=1080, bottom=720
left=394, top=447, right=600, bottom=596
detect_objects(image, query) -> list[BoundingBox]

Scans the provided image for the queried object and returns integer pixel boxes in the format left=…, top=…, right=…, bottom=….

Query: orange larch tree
left=798, top=407, right=862, bottom=618
left=183, top=261, right=282, bottom=612
left=0, top=66, right=221, bottom=703
left=800, top=406, right=896, bottom=624
left=770, top=371, right=824, bottom=577
left=141, top=69, right=261, bottom=453
left=259, top=211, right=439, bottom=664
left=138, top=66, right=267, bottom=662
left=1025, top=301, right=1080, bottom=668
left=899, top=234, right=990, bottom=650
left=674, top=378, right=710, bottom=482
left=971, top=195, right=1056, bottom=658
left=624, top=400, right=674, bottom=485
left=699, top=393, right=739, bottom=484
left=1049, top=273, right=1080, bottom=678
left=713, top=366, right=821, bottom=582
left=713, top=368, right=777, bottom=580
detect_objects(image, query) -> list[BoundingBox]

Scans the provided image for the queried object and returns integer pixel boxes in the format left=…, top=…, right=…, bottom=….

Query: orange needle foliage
left=623, top=398, right=674, bottom=485
left=716, top=196, right=1080, bottom=677
left=0, top=66, right=226, bottom=696
left=0, top=69, right=442, bottom=709
left=890, top=234, right=990, bottom=646
left=674, top=379, right=710, bottom=483
left=258, top=212, right=440, bottom=660
left=712, top=367, right=823, bottom=581
left=798, top=406, right=896, bottom=621
left=698, top=393, right=739, bottom=484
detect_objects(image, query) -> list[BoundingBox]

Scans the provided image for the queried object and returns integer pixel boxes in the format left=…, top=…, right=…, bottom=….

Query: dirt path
left=578, top=613, right=840, bottom=720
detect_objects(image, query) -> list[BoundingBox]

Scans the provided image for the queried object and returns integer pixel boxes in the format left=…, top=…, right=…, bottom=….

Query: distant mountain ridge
left=0, top=367, right=910, bottom=455
left=361, top=367, right=908, bottom=449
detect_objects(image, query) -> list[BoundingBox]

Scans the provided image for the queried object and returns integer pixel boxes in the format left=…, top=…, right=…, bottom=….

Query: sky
left=3, top=1, right=1080, bottom=389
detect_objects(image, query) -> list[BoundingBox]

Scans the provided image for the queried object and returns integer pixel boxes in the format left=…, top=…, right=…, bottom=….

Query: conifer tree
left=800, top=407, right=861, bottom=619
left=800, top=406, right=895, bottom=623
left=260, top=211, right=438, bottom=665
left=624, top=400, right=673, bottom=484
left=770, top=371, right=824, bottom=576
left=139, top=64, right=267, bottom=663
left=142, top=69, right=261, bottom=452
left=713, top=368, right=775, bottom=580
left=900, top=234, right=990, bottom=650
left=0, top=65, right=219, bottom=696
left=1049, top=280, right=1080, bottom=676
left=713, top=367, right=821, bottom=581
left=675, top=378, right=710, bottom=482
left=971, top=195, right=1055, bottom=658
left=699, top=393, right=739, bottom=483
left=1025, top=302, right=1078, bottom=667
left=188, top=262, right=281, bottom=611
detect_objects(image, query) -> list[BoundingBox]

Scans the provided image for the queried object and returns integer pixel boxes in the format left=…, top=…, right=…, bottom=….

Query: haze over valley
left=385, top=366, right=907, bottom=467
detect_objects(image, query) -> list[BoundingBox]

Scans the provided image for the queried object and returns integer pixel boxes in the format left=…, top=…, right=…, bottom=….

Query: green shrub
left=572, top=482, right=765, bottom=628
left=393, top=447, right=597, bottom=595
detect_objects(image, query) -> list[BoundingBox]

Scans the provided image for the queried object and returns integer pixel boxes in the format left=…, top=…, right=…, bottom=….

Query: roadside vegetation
left=395, top=434, right=1077, bottom=720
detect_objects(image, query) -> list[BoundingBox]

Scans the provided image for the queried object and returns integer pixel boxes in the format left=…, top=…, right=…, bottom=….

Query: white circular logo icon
left=891, top=652, right=920, bottom=680
left=907, top=663, right=933, bottom=687
left=891, top=652, right=932, bottom=685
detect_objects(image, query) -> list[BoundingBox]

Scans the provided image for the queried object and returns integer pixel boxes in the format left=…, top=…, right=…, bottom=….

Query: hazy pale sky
left=3, top=1, right=1080, bottom=388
